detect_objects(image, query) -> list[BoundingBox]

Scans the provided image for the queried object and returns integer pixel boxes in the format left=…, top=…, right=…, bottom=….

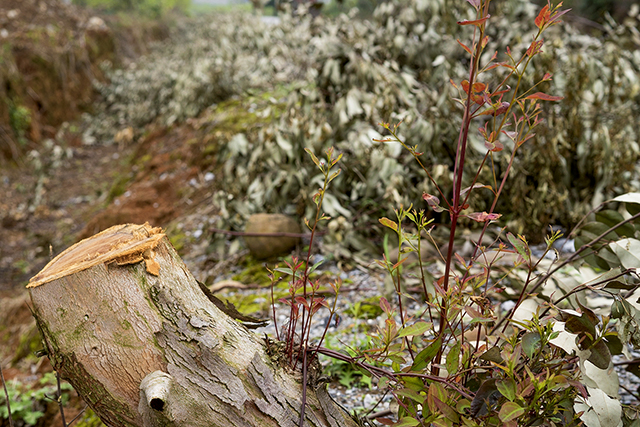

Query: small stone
left=244, top=214, right=301, bottom=259
left=86, top=16, right=108, bottom=32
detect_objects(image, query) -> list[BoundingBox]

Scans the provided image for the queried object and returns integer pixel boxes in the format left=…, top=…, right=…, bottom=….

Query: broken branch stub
left=28, top=223, right=357, bottom=427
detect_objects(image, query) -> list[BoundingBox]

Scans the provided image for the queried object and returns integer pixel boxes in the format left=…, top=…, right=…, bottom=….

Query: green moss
left=8, top=102, right=31, bottom=144
left=11, top=324, right=43, bottom=364
left=105, top=173, right=133, bottom=203
left=231, top=258, right=274, bottom=286
left=74, top=408, right=107, bottom=427
left=165, top=223, right=187, bottom=253
left=217, top=292, right=273, bottom=317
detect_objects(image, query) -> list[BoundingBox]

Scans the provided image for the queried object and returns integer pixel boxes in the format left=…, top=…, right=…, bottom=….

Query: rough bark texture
left=28, top=223, right=358, bottom=427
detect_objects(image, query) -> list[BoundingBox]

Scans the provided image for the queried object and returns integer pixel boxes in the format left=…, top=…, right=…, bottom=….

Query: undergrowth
left=270, top=1, right=640, bottom=426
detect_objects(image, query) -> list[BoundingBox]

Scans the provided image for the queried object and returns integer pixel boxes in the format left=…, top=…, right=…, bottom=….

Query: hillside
left=1, top=0, right=640, bottom=425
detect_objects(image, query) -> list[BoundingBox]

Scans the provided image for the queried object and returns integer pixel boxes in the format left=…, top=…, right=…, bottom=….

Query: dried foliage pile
left=85, top=0, right=640, bottom=256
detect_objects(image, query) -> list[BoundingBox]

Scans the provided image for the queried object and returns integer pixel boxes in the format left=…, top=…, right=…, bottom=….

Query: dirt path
left=1, top=143, right=122, bottom=290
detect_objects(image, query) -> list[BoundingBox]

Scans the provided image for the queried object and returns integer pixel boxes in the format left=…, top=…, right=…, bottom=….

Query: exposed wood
left=28, top=223, right=358, bottom=427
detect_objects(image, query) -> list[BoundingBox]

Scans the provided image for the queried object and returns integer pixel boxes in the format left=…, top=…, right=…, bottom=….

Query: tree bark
left=27, top=223, right=358, bottom=427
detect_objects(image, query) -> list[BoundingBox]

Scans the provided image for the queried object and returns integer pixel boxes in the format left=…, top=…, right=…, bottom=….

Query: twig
left=619, top=383, right=640, bottom=403
left=613, top=359, right=640, bottom=367
left=67, top=405, right=88, bottom=426
left=299, top=349, right=308, bottom=427
left=363, top=390, right=390, bottom=419
left=209, top=228, right=325, bottom=238
left=0, top=362, right=15, bottom=427
left=56, top=371, right=68, bottom=427
left=492, top=210, right=640, bottom=334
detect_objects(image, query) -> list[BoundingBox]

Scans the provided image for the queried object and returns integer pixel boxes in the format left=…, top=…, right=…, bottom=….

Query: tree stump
left=28, top=223, right=358, bottom=427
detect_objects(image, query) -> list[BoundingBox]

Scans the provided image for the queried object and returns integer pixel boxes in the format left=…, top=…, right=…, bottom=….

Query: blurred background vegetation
left=69, top=0, right=636, bottom=24
left=322, top=0, right=634, bottom=24
left=72, top=0, right=192, bottom=17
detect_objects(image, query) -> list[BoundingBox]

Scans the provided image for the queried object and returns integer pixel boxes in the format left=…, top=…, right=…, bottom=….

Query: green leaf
left=304, top=148, right=320, bottom=167
left=328, top=168, right=341, bottom=184
left=581, top=221, right=617, bottom=244
left=604, top=280, right=636, bottom=290
left=498, top=402, right=525, bottom=422
left=396, top=388, right=424, bottom=404
left=23, top=410, right=45, bottom=425
left=412, top=337, right=442, bottom=371
left=496, top=378, right=517, bottom=402
left=378, top=376, right=391, bottom=390
left=595, top=247, right=621, bottom=269
left=603, top=332, right=624, bottom=356
left=596, top=210, right=635, bottom=237
left=427, top=382, right=448, bottom=413
left=470, top=379, right=499, bottom=417
left=403, top=375, right=425, bottom=392
left=479, top=346, right=503, bottom=363
left=610, top=238, right=640, bottom=269
left=398, top=321, right=432, bottom=338
left=307, top=259, right=324, bottom=275
left=613, top=301, right=640, bottom=348
left=611, top=300, right=627, bottom=318
left=433, top=397, right=460, bottom=423
left=506, top=232, right=529, bottom=260
left=379, top=217, right=399, bottom=232
left=521, top=331, right=541, bottom=359
left=445, top=341, right=461, bottom=374
left=393, top=417, right=420, bottom=427
left=561, top=311, right=596, bottom=339
left=587, top=339, right=612, bottom=370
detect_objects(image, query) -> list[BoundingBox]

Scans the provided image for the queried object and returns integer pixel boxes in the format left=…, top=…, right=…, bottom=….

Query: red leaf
left=526, top=40, right=544, bottom=57
left=517, top=133, right=536, bottom=147
left=457, top=39, right=473, bottom=55
left=494, top=101, right=510, bottom=116
left=549, top=8, right=571, bottom=26
left=502, top=130, right=517, bottom=140
left=535, top=5, right=550, bottom=28
left=379, top=297, right=392, bottom=316
left=458, top=15, right=490, bottom=26
left=497, top=61, right=516, bottom=71
left=454, top=252, right=468, bottom=267
left=423, top=193, right=445, bottom=212
left=422, top=193, right=440, bottom=205
left=473, top=82, right=487, bottom=92
left=543, top=72, right=553, bottom=81
left=461, top=183, right=491, bottom=197
left=484, top=139, right=504, bottom=152
left=466, top=212, right=502, bottom=222
left=472, top=93, right=486, bottom=105
left=466, top=0, right=480, bottom=8
left=525, top=92, right=563, bottom=101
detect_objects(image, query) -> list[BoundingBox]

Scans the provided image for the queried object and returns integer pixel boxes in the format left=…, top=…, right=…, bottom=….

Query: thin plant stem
left=67, top=405, right=88, bottom=426
left=298, top=349, right=308, bottom=427
left=492, top=210, right=640, bottom=333
left=56, top=371, right=68, bottom=427
left=0, top=362, right=14, bottom=427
